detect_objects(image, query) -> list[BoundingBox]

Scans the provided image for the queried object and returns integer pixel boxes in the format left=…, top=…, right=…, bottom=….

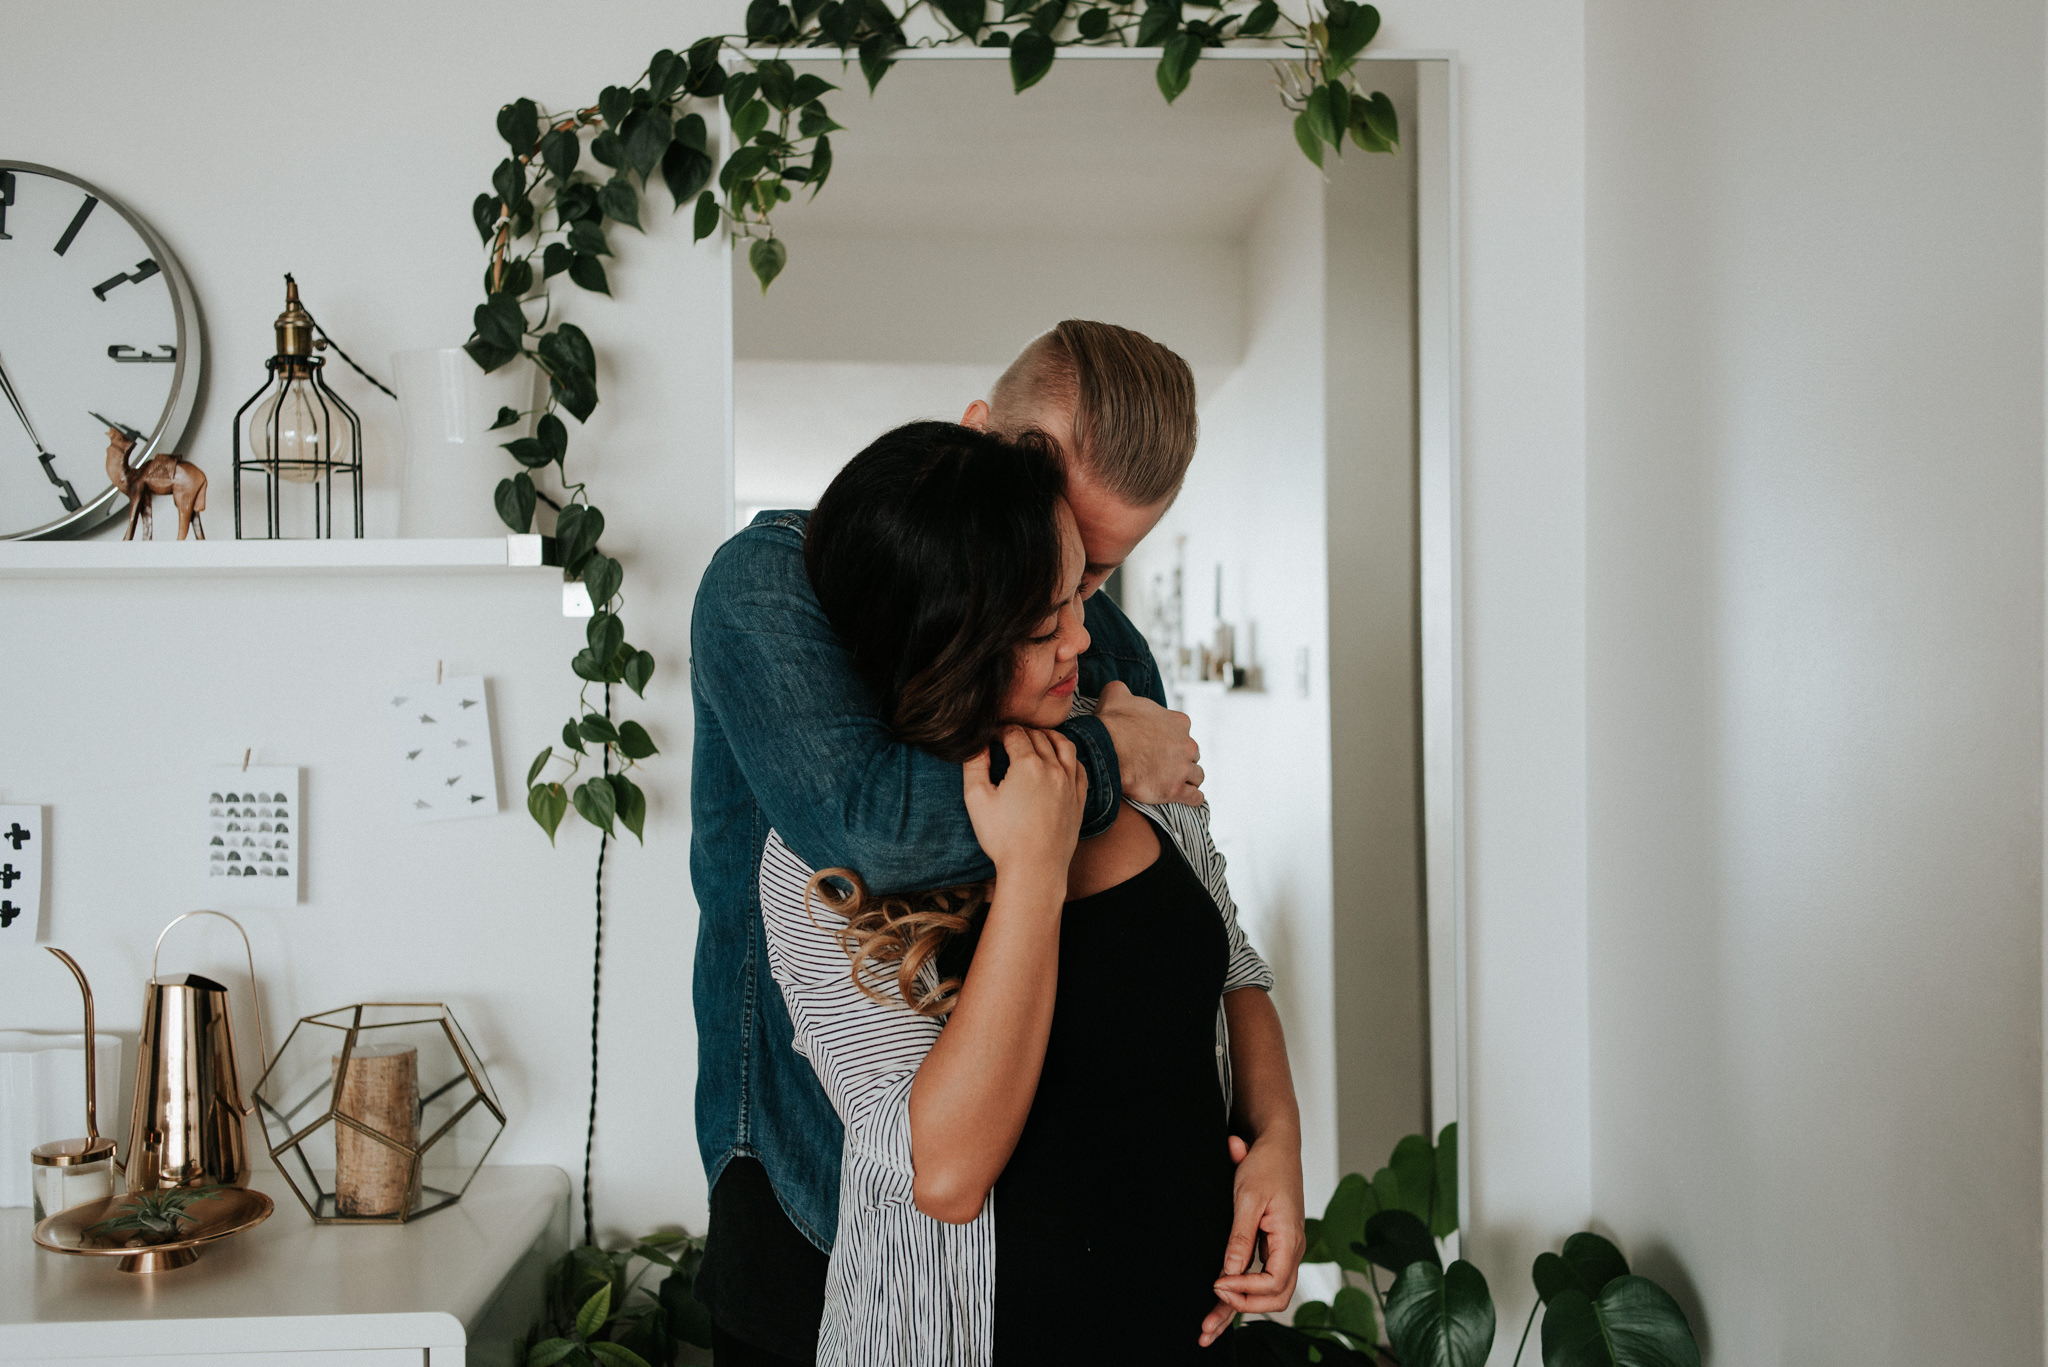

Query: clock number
left=108, top=345, right=177, bottom=364
left=53, top=194, right=97, bottom=256
left=38, top=454, right=81, bottom=513
left=93, top=259, right=159, bottom=301
left=0, top=172, right=13, bottom=241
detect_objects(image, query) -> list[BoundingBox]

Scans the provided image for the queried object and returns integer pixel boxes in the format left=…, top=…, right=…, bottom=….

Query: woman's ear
left=960, top=399, right=993, bottom=430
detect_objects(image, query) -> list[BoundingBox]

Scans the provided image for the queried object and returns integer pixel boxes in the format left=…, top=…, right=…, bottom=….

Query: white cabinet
left=0, top=1166, right=569, bottom=1367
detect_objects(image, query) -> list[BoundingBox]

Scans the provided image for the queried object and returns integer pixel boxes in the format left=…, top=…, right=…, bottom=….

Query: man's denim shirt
left=690, top=510, right=1166, bottom=1252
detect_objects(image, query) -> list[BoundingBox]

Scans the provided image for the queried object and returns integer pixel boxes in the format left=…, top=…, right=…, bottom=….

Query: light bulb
left=254, top=379, right=326, bottom=483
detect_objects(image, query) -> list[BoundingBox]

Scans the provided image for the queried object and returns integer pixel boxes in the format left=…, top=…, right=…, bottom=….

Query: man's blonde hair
left=987, top=320, right=1198, bottom=507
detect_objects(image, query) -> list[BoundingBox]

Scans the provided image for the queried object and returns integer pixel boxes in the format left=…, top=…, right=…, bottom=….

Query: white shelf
left=0, top=534, right=557, bottom=577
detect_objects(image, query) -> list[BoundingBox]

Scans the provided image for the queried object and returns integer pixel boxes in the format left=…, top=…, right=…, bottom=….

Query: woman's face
left=1001, top=499, right=1091, bottom=730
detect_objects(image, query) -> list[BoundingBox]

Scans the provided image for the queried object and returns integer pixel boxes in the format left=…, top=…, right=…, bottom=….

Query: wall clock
left=0, top=161, right=202, bottom=540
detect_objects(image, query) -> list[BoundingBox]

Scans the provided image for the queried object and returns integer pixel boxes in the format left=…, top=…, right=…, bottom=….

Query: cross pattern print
left=205, top=767, right=301, bottom=909
left=0, top=805, right=46, bottom=949
left=386, top=675, right=500, bottom=823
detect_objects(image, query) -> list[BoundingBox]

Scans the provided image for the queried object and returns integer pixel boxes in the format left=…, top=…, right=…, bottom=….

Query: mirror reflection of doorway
left=730, top=52, right=1441, bottom=1257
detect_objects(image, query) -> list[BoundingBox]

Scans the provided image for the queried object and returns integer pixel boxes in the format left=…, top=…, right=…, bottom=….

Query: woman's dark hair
left=803, top=420, right=1068, bottom=1017
left=805, top=419, right=1067, bottom=764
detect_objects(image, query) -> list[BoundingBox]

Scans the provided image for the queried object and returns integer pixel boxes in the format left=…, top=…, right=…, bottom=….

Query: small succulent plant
left=86, top=1186, right=224, bottom=1244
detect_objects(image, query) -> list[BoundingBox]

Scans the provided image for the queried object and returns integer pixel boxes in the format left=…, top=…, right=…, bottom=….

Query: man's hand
left=1096, top=680, right=1204, bottom=806
left=1198, top=1130, right=1306, bottom=1346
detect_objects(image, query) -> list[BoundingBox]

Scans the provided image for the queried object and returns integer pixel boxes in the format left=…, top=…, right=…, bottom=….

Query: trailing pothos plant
left=469, top=0, right=1401, bottom=843
left=1235, top=1124, right=1702, bottom=1367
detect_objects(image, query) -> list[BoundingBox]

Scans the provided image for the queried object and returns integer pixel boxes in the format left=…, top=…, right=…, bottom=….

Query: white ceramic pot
left=392, top=348, right=544, bottom=539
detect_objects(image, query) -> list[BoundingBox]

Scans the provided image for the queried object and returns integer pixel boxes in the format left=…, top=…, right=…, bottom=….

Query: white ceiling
left=761, top=52, right=1295, bottom=241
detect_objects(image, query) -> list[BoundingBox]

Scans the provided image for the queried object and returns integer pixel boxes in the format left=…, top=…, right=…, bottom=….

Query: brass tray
left=34, top=1185, right=273, bottom=1273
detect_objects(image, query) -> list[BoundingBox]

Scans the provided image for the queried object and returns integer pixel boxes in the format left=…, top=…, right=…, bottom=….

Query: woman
left=759, top=420, right=1294, bottom=1366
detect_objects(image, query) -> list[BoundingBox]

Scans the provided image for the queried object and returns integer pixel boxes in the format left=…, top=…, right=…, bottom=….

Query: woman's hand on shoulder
left=963, top=727, right=1086, bottom=885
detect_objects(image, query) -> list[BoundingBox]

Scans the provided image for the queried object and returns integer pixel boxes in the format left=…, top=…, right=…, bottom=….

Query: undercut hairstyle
left=803, top=419, right=1070, bottom=1016
left=987, top=319, right=1198, bottom=507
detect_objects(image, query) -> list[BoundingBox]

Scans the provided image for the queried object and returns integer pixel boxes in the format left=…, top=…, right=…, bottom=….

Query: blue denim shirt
left=689, top=510, right=1166, bottom=1251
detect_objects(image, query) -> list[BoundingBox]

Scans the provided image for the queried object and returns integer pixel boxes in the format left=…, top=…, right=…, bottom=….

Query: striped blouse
left=758, top=776, right=1274, bottom=1367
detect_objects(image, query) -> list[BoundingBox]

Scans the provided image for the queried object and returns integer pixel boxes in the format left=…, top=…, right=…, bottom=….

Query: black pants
left=697, top=1156, right=829, bottom=1366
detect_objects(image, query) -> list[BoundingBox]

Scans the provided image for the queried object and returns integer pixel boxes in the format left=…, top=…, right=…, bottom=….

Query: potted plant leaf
left=1245, top=1125, right=1702, bottom=1367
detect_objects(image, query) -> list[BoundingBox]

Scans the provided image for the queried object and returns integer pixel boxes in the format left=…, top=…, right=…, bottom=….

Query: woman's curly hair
left=802, top=420, right=1067, bottom=1014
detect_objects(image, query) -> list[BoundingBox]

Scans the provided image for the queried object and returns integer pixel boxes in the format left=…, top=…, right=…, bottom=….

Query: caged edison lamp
left=253, top=1003, right=504, bottom=1224
left=232, top=274, right=364, bottom=538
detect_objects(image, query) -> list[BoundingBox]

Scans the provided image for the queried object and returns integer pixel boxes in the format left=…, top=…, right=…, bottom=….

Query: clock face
left=0, top=162, right=201, bottom=540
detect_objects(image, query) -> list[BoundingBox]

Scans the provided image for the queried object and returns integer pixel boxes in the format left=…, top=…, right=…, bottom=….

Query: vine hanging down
left=471, top=0, right=1399, bottom=842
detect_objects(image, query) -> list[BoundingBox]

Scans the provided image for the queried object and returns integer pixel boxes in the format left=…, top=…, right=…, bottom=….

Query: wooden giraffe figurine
left=105, top=426, right=206, bottom=540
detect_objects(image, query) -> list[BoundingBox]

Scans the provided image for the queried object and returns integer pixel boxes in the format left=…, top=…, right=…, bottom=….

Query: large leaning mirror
left=726, top=49, right=1461, bottom=1258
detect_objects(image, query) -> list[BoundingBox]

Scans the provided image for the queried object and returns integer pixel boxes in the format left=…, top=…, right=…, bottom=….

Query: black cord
left=301, top=308, right=399, bottom=401
left=581, top=683, right=612, bottom=1248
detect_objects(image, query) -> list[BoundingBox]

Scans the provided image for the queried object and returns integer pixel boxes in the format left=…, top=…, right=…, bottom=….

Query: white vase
left=392, top=348, right=544, bottom=538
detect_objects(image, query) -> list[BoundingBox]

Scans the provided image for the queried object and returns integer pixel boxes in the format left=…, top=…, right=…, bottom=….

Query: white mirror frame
left=720, top=45, right=1466, bottom=1238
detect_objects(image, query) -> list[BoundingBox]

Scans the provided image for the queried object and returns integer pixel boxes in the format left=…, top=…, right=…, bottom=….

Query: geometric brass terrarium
left=252, top=1003, right=504, bottom=1225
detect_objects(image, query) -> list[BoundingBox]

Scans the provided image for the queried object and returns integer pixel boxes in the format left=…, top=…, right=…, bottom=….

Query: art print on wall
left=385, top=675, right=500, bottom=823
left=0, top=805, right=47, bottom=949
left=206, top=767, right=300, bottom=909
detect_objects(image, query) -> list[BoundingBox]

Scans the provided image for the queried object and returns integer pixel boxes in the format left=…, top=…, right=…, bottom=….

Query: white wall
left=3, top=1, right=1604, bottom=1341
left=3, top=0, right=733, bottom=1248
left=1585, top=1, right=2044, bottom=1361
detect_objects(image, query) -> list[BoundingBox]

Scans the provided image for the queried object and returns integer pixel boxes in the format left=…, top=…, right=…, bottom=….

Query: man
left=689, top=321, right=1302, bottom=1365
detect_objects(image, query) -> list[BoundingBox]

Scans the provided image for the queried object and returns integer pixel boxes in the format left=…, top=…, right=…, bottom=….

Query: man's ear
left=961, top=399, right=993, bottom=431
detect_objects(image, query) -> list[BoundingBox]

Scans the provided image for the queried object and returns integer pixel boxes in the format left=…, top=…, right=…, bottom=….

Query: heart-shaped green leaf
left=528, top=782, right=567, bottom=845
left=1293, top=111, right=1326, bottom=167
left=858, top=34, right=896, bottom=92
left=1236, top=0, right=1278, bottom=34
left=1136, top=0, right=1180, bottom=46
left=599, top=176, right=642, bottom=230
left=1539, top=1278, right=1699, bottom=1367
left=579, top=711, right=620, bottom=745
left=731, top=98, right=771, bottom=146
left=1156, top=31, right=1200, bottom=102
left=568, top=253, right=609, bottom=296
left=598, top=85, right=635, bottom=131
left=540, top=127, right=579, bottom=182
left=494, top=473, right=536, bottom=532
left=1009, top=30, right=1055, bottom=92
left=573, top=775, right=619, bottom=835
left=525, top=747, right=554, bottom=787
left=1320, top=0, right=1380, bottom=73
left=624, top=649, right=657, bottom=697
left=663, top=142, right=713, bottom=210
left=562, top=719, right=586, bottom=754
left=612, top=772, right=648, bottom=842
left=1533, top=1232, right=1630, bottom=1306
left=472, top=193, right=501, bottom=243
left=497, top=97, right=540, bottom=154
left=622, top=106, right=674, bottom=177
left=750, top=237, right=788, bottom=292
left=693, top=190, right=721, bottom=243
left=586, top=613, right=624, bottom=664
left=582, top=553, right=623, bottom=607
left=1386, top=1258, right=1494, bottom=1367
left=617, top=720, right=659, bottom=760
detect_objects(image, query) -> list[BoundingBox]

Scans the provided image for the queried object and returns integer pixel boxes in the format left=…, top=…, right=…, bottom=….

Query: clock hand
left=0, top=350, right=82, bottom=512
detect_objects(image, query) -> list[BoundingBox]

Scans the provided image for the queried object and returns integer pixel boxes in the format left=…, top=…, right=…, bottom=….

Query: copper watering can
left=126, top=911, right=268, bottom=1192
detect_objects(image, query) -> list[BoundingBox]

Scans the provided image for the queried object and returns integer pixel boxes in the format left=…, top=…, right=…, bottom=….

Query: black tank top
left=948, top=813, right=1237, bottom=1364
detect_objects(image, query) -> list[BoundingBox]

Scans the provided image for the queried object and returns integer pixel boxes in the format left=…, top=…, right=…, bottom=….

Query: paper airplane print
left=387, top=675, right=500, bottom=823
left=206, top=766, right=301, bottom=909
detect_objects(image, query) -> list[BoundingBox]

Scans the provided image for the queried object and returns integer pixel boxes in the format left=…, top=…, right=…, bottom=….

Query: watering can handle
left=152, top=910, right=270, bottom=1100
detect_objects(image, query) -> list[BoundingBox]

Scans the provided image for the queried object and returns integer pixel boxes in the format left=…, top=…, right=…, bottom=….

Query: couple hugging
left=689, top=321, right=1304, bottom=1366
